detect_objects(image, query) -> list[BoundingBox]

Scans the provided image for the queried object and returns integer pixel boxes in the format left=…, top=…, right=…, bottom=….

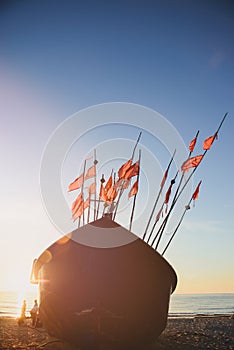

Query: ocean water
left=0, top=291, right=233, bottom=319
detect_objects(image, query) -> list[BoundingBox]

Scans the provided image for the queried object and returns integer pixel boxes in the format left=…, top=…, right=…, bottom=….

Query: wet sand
left=0, top=315, right=233, bottom=349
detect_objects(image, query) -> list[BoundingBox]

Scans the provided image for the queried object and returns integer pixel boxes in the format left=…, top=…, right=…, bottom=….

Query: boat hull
left=34, top=217, right=177, bottom=349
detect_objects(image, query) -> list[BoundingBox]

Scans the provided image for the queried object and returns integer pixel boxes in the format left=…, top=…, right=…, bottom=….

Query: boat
left=31, top=214, right=177, bottom=349
left=31, top=114, right=226, bottom=348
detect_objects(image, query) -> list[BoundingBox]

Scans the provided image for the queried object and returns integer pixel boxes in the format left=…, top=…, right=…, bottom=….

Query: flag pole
left=78, top=159, right=86, bottom=228
left=150, top=171, right=178, bottom=248
left=153, top=113, right=227, bottom=250
left=113, top=132, right=142, bottom=220
left=93, top=149, right=98, bottom=221
left=161, top=180, right=202, bottom=256
left=129, top=149, right=141, bottom=231
left=96, top=174, right=105, bottom=220
left=142, top=149, right=176, bottom=242
left=149, top=130, right=199, bottom=245
left=131, top=132, right=142, bottom=159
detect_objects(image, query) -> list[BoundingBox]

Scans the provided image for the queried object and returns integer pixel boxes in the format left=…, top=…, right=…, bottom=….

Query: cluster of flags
left=68, top=154, right=140, bottom=223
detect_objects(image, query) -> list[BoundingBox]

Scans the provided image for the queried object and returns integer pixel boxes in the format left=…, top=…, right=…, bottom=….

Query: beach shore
left=0, top=315, right=233, bottom=349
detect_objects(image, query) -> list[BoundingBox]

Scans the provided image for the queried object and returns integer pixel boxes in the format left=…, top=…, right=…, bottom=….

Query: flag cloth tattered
left=128, top=180, right=138, bottom=198
left=85, top=165, right=96, bottom=180
left=203, top=132, right=217, bottom=150
left=118, top=159, right=132, bottom=179
left=181, top=155, right=203, bottom=173
left=189, top=136, right=197, bottom=152
left=68, top=174, right=84, bottom=192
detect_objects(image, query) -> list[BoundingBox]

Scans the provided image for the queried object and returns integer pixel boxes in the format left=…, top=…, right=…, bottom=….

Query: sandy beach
left=0, top=315, right=233, bottom=350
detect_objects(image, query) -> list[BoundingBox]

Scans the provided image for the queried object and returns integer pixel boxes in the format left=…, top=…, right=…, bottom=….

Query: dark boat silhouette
left=31, top=214, right=177, bottom=349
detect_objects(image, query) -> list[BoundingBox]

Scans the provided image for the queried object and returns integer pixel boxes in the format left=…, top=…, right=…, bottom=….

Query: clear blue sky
left=0, top=0, right=233, bottom=293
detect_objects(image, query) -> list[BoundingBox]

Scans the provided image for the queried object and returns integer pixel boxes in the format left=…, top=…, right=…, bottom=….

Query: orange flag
left=71, top=193, right=83, bottom=214
left=88, top=181, right=96, bottom=194
left=105, top=175, right=113, bottom=191
left=203, top=132, right=217, bottom=150
left=128, top=180, right=138, bottom=198
left=189, top=136, right=197, bottom=152
left=118, top=159, right=132, bottom=179
left=100, top=183, right=108, bottom=202
left=85, top=165, right=96, bottom=180
left=107, top=186, right=118, bottom=202
left=124, top=161, right=139, bottom=179
left=83, top=197, right=90, bottom=210
left=192, top=181, right=202, bottom=201
left=181, top=155, right=203, bottom=173
left=68, top=174, right=84, bottom=192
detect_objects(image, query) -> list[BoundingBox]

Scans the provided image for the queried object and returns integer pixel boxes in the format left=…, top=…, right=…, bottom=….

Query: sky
left=0, top=0, right=233, bottom=295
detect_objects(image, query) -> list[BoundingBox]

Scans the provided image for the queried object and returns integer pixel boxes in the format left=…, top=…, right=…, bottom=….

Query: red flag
left=124, top=161, right=139, bottom=179
left=118, top=159, right=132, bottom=179
left=192, top=181, right=202, bottom=201
left=88, top=181, right=96, bottom=194
left=181, top=155, right=203, bottom=173
left=68, top=174, right=84, bottom=192
left=160, top=169, right=168, bottom=188
left=164, top=183, right=172, bottom=205
left=189, top=136, right=197, bottom=152
left=105, top=175, right=113, bottom=191
left=203, top=132, right=217, bottom=150
left=85, top=165, right=96, bottom=180
left=128, top=180, right=138, bottom=198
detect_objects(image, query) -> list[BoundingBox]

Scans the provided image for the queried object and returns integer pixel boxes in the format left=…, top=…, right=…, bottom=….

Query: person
left=18, top=300, right=27, bottom=326
left=30, top=299, right=39, bottom=327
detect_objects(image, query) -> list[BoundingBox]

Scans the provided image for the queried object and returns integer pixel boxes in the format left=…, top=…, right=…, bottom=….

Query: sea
left=0, top=291, right=233, bottom=319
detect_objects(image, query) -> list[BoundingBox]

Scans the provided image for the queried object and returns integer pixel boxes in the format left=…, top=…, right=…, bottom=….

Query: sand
left=0, top=315, right=233, bottom=349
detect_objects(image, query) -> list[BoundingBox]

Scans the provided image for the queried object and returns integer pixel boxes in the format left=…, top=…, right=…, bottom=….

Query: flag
left=160, top=169, right=168, bottom=188
left=71, top=193, right=83, bottom=214
left=68, top=174, right=84, bottom=192
left=83, top=196, right=90, bottom=210
left=100, top=184, right=108, bottom=202
left=124, top=161, right=139, bottom=179
left=203, top=132, right=217, bottom=150
left=155, top=205, right=163, bottom=222
left=107, top=186, right=118, bottom=202
left=85, top=165, right=96, bottom=180
left=192, top=181, right=202, bottom=201
left=105, top=174, right=112, bottom=191
left=189, top=136, right=197, bottom=152
left=128, top=180, right=138, bottom=198
left=118, top=159, right=132, bottom=179
left=88, top=181, right=96, bottom=194
left=72, top=201, right=84, bottom=221
left=181, top=155, right=203, bottom=173
left=164, top=183, right=172, bottom=205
